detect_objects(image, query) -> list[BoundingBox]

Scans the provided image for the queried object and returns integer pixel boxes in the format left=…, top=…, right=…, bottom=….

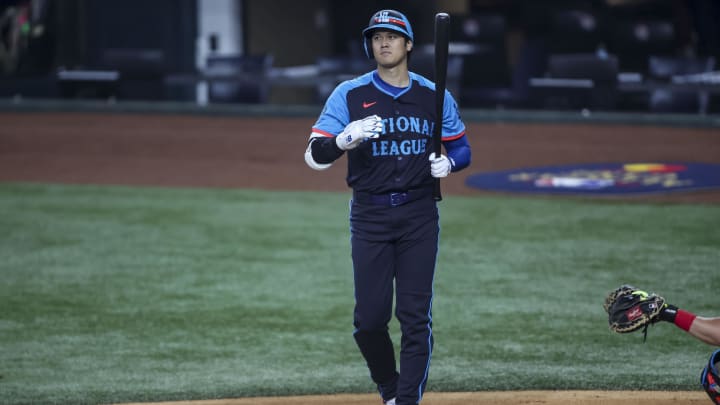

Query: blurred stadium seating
left=530, top=52, right=620, bottom=111
left=1, top=0, right=719, bottom=113
left=205, top=54, right=274, bottom=104
left=646, top=55, right=716, bottom=113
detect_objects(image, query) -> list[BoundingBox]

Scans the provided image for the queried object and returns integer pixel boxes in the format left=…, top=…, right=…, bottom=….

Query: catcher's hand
left=603, top=285, right=666, bottom=338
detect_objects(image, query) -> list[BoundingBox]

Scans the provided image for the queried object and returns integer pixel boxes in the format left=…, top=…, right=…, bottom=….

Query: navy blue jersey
left=312, top=71, right=465, bottom=194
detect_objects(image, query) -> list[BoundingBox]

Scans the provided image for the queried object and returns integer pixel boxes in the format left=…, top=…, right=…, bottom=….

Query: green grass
left=0, top=183, right=718, bottom=404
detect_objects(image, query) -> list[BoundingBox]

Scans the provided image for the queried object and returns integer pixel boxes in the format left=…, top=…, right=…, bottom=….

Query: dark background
left=1, top=0, right=718, bottom=112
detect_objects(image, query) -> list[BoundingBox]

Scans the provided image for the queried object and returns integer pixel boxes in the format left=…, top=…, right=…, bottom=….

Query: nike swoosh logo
left=363, top=101, right=377, bottom=108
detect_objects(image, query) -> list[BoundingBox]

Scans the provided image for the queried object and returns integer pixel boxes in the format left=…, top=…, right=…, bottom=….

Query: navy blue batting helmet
left=362, top=9, right=414, bottom=59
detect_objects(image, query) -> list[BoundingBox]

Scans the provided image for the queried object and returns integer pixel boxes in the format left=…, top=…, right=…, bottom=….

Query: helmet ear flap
left=364, top=37, right=373, bottom=59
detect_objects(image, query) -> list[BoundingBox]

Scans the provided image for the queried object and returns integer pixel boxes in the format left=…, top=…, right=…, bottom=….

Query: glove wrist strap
left=659, top=304, right=679, bottom=323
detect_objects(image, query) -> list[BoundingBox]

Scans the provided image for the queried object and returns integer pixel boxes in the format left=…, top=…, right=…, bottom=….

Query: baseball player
left=657, top=302, right=720, bottom=346
left=605, top=286, right=720, bottom=403
left=658, top=301, right=720, bottom=404
left=304, top=9, right=471, bottom=405
left=649, top=295, right=720, bottom=404
left=606, top=286, right=720, bottom=346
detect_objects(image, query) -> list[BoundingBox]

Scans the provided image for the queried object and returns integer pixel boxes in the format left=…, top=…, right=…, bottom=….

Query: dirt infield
left=0, top=112, right=718, bottom=203
left=116, top=391, right=709, bottom=405
left=1, top=112, right=718, bottom=405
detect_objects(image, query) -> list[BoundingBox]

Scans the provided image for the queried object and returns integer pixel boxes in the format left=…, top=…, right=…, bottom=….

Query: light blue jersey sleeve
left=441, top=89, right=466, bottom=141
left=311, top=74, right=374, bottom=137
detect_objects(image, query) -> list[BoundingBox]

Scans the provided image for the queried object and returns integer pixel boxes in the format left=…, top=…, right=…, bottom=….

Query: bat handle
left=433, top=178, right=442, bottom=201
left=432, top=136, right=443, bottom=201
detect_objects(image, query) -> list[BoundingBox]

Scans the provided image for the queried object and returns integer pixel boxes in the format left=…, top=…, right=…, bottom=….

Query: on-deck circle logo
left=531, top=163, right=690, bottom=190
left=465, top=162, right=720, bottom=195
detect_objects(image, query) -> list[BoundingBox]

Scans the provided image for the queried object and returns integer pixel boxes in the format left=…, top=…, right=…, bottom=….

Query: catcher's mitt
left=604, top=285, right=665, bottom=340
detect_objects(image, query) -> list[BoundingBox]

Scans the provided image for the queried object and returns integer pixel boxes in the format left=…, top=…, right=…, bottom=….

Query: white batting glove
left=429, top=152, right=452, bottom=178
left=335, top=115, right=383, bottom=151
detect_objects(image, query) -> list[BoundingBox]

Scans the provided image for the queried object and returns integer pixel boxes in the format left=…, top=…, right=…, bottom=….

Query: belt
left=353, top=187, right=433, bottom=207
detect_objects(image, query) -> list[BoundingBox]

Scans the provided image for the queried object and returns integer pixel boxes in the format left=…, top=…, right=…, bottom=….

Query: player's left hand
left=604, top=285, right=666, bottom=339
left=429, top=153, right=452, bottom=178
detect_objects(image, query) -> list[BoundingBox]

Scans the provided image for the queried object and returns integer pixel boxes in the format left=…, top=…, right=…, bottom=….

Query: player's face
left=371, top=30, right=412, bottom=68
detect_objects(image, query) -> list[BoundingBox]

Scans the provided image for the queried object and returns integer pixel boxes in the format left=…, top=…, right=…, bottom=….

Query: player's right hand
left=335, top=115, right=383, bottom=150
left=429, top=153, right=452, bottom=178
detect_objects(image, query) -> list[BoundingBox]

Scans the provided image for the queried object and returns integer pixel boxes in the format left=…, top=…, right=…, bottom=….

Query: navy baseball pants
left=349, top=195, right=439, bottom=405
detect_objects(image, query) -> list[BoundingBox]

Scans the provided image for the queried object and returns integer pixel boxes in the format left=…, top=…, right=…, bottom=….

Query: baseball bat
left=433, top=12, right=450, bottom=201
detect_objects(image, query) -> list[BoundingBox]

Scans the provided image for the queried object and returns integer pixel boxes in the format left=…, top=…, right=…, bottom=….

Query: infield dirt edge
left=113, top=390, right=708, bottom=405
